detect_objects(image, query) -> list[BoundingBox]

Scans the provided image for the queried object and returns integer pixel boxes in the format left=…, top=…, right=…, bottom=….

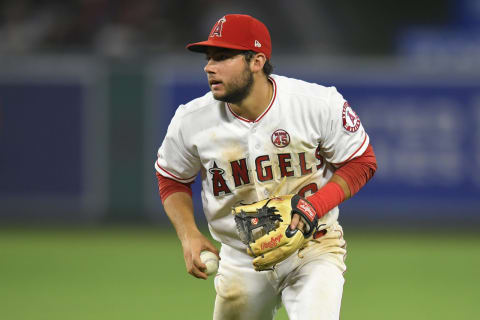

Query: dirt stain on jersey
left=232, top=185, right=258, bottom=203
left=213, top=274, right=247, bottom=320
left=222, top=147, right=246, bottom=164
left=221, top=143, right=249, bottom=178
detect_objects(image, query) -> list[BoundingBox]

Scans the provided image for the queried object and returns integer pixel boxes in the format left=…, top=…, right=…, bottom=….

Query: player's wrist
left=306, top=181, right=346, bottom=218
left=291, top=194, right=318, bottom=237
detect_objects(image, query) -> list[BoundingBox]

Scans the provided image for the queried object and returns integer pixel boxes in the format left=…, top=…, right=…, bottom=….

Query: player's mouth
left=209, top=79, right=223, bottom=90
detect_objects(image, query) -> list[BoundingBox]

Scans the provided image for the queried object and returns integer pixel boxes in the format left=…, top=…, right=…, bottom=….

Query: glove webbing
left=234, top=200, right=282, bottom=257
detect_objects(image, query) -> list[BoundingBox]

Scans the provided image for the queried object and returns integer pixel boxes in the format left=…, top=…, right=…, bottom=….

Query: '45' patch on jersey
left=342, top=102, right=361, bottom=133
left=271, top=129, right=290, bottom=148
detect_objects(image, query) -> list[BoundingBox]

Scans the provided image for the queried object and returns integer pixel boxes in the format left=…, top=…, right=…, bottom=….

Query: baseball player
left=155, top=14, right=377, bottom=320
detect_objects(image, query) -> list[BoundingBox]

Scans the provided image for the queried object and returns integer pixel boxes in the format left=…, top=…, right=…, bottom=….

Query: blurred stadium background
left=1, top=0, right=479, bottom=319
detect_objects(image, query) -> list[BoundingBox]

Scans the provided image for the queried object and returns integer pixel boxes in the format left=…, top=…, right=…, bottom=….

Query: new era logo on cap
left=186, top=14, right=272, bottom=59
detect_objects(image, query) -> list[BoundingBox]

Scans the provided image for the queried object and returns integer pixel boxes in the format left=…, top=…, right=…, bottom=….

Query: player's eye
left=206, top=51, right=235, bottom=62
left=212, top=54, right=228, bottom=61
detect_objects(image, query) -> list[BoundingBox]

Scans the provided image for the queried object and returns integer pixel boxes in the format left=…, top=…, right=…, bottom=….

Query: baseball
left=200, top=250, right=219, bottom=276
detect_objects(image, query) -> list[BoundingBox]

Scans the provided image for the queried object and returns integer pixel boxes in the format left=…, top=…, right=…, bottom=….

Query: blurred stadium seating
left=0, top=0, right=478, bottom=227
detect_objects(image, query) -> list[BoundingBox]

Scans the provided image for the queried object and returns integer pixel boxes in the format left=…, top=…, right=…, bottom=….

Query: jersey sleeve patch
left=342, top=102, right=361, bottom=133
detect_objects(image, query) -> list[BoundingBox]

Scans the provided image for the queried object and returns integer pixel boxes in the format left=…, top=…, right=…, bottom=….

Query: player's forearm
left=329, top=174, right=351, bottom=200
left=163, top=192, right=201, bottom=242
left=306, top=177, right=346, bottom=218
left=334, top=144, right=377, bottom=197
left=307, top=144, right=377, bottom=218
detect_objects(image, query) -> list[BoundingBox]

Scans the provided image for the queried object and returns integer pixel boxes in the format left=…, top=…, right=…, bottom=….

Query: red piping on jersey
left=333, top=132, right=368, bottom=166
left=156, top=162, right=196, bottom=183
left=156, top=172, right=193, bottom=203
left=226, top=76, right=277, bottom=123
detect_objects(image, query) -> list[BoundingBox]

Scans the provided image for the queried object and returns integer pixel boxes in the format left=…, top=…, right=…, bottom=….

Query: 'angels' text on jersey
left=208, top=146, right=325, bottom=197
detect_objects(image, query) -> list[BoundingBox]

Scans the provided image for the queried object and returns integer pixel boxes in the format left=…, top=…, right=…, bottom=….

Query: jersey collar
left=226, top=76, right=277, bottom=123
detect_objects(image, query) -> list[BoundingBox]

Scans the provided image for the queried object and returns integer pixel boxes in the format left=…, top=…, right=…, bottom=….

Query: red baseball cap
left=186, top=14, right=272, bottom=59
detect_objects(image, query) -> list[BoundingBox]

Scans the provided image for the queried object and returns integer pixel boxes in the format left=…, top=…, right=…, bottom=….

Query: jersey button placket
left=249, top=124, right=265, bottom=199
left=248, top=125, right=257, bottom=157
left=251, top=124, right=261, bottom=150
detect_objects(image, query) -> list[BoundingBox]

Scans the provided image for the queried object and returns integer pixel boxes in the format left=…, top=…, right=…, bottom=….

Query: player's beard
left=212, top=66, right=254, bottom=104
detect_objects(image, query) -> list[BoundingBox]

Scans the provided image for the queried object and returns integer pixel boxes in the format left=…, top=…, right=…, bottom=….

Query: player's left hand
left=289, top=213, right=306, bottom=233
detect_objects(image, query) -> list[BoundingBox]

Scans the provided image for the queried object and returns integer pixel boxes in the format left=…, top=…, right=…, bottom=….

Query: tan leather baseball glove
left=232, top=194, right=319, bottom=271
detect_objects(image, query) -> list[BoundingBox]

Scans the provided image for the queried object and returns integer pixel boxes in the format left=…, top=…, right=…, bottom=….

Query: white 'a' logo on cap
left=255, top=40, right=262, bottom=48
left=210, top=16, right=226, bottom=38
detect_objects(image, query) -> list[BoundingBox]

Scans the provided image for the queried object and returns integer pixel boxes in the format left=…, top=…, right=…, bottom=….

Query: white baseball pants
left=213, top=223, right=347, bottom=320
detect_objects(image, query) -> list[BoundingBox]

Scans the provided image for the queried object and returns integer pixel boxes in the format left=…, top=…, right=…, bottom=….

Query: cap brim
left=186, top=40, right=252, bottom=53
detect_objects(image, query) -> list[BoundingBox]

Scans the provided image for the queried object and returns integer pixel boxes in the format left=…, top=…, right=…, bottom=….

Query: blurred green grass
left=0, top=227, right=479, bottom=320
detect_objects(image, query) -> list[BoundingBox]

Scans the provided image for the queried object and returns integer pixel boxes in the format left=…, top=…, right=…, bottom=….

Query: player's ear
left=250, top=53, right=267, bottom=73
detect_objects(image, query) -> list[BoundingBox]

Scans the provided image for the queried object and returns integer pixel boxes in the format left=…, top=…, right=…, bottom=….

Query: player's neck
left=229, top=76, right=273, bottom=122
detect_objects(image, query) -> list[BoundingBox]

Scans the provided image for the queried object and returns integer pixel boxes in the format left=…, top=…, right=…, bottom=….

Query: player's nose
left=204, top=59, right=216, bottom=74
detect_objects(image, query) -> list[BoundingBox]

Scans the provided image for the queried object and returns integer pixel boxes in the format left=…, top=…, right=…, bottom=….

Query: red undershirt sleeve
left=156, top=171, right=193, bottom=204
left=307, top=144, right=377, bottom=218
left=334, top=144, right=377, bottom=196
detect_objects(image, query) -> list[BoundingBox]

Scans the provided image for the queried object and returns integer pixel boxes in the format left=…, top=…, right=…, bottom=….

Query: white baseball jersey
left=155, top=74, right=369, bottom=251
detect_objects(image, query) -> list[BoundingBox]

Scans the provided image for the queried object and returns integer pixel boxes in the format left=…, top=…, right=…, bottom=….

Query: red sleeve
left=307, top=144, right=377, bottom=218
left=156, top=172, right=193, bottom=204
left=334, top=144, right=377, bottom=196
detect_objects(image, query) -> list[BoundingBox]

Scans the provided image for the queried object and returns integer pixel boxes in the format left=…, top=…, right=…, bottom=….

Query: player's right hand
left=180, top=231, right=219, bottom=280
